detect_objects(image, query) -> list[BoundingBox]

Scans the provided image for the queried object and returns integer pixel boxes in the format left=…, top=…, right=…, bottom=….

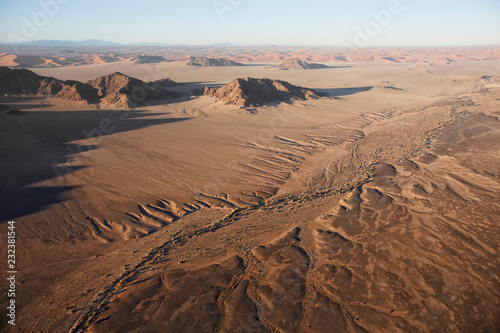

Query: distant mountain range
left=0, top=39, right=170, bottom=47
left=0, top=40, right=239, bottom=47
left=5, top=39, right=123, bottom=46
left=0, top=40, right=237, bottom=47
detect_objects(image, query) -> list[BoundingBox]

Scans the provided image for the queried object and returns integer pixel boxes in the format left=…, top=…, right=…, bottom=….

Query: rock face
left=0, top=66, right=100, bottom=103
left=87, top=72, right=178, bottom=108
left=0, top=66, right=57, bottom=94
left=271, top=58, right=329, bottom=70
left=0, top=67, right=179, bottom=107
left=132, top=55, right=167, bottom=64
left=204, top=77, right=330, bottom=107
left=57, top=80, right=102, bottom=102
left=186, top=56, right=244, bottom=67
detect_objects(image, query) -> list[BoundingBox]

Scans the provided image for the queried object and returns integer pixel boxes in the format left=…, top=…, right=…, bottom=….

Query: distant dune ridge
left=1, top=45, right=500, bottom=69
left=0, top=67, right=179, bottom=107
left=270, top=58, right=329, bottom=70
left=204, top=77, right=332, bottom=107
left=0, top=53, right=123, bottom=68
left=186, top=56, right=244, bottom=67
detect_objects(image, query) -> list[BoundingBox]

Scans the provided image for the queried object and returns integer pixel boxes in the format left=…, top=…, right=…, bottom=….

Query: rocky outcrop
left=0, top=66, right=100, bottom=103
left=0, top=67, right=179, bottom=107
left=204, top=77, right=331, bottom=107
left=186, top=56, right=244, bottom=67
left=87, top=72, right=179, bottom=108
left=270, top=58, right=328, bottom=70
left=57, top=80, right=102, bottom=103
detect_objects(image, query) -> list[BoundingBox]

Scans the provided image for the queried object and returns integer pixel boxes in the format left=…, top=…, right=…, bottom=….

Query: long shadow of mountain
left=0, top=109, right=191, bottom=222
left=316, top=86, right=373, bottom=97
left=325, top=65, right=354, bottom=69
left=158, top=81, right=226, bottom=97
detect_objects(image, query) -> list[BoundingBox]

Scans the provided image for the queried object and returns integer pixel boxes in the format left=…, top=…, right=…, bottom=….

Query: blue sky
left=0, top=0, right=499, bottom=46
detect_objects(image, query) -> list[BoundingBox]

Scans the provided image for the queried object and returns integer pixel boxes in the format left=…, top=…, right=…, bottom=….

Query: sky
left=0, top=0, right=499, bottom=46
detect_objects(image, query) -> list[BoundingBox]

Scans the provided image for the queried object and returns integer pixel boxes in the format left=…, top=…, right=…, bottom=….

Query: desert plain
left=0, top=45, right=499, bottom=332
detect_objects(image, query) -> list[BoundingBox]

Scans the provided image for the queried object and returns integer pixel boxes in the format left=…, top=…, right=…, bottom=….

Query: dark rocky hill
left=204, top=77, right=331, bottom=107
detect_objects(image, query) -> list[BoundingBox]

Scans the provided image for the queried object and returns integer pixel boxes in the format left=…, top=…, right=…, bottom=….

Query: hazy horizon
left=2, top=39, right=500, bottom=48
left=0, top=0, right=499, bottom=47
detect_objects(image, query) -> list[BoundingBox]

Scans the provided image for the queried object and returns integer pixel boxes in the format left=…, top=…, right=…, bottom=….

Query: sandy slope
left=0, top=54, right=18, bottom=67
left=0, top=60, right=499, bottom=332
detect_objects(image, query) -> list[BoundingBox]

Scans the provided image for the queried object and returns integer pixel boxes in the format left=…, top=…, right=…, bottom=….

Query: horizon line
left=1, top=39, right=500, bottom=48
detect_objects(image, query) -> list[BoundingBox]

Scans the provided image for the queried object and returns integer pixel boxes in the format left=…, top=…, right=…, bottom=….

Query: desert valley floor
left=0, top=57, right=499, bottom=332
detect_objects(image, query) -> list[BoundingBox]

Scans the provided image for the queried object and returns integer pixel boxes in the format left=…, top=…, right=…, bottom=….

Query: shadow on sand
left=0, top=108, right=191, bottom=222
left=317, top=86, right=373, bottom=97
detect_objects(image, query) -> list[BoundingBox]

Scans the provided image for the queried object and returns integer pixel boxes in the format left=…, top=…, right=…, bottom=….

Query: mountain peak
left=204, top=77, right=332, bottom=107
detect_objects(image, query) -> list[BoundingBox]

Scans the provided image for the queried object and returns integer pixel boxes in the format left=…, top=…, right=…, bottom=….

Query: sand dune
left=1, top=45, right=499, bottom=69
left=0, top=55, right=499, bottom=333
left=67, top=104, right=500, bottom=332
